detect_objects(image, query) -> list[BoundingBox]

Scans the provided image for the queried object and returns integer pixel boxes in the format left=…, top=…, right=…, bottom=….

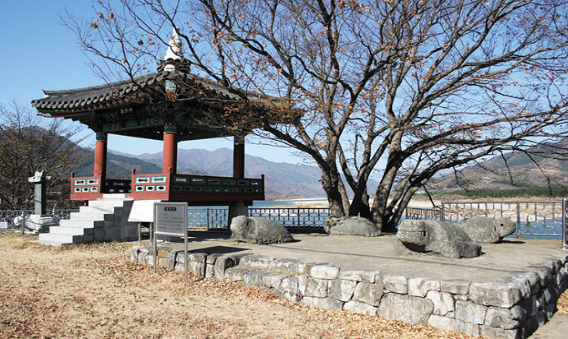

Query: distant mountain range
left=428, top=142, right=568, bottom=190
left=77, top=142, right=568, bottom=199
left=106, top=148, right=326, bottom=199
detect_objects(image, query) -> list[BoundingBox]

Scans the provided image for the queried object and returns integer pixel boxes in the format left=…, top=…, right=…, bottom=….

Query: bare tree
left=0, top=103, right=91, bottom=210
left=68, top=0, right=568, bottom=231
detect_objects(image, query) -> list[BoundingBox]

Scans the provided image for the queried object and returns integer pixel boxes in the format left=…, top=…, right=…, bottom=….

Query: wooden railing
left=70, top=173, right=102, bottom=200
left=69, top=171, right=264, bottom=204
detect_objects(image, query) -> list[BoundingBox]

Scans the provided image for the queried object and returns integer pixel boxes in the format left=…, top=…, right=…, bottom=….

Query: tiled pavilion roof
left=31, top=70, right=270, bottom=141
left=32, top=71, right=256, bottom=115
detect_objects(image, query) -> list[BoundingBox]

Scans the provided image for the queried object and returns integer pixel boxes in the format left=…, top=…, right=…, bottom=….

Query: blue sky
left=0, top=1, right=303, bottom=164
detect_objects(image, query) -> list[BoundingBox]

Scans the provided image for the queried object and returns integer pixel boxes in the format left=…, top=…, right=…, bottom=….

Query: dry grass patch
left=1, top=235, right=562, bottom=338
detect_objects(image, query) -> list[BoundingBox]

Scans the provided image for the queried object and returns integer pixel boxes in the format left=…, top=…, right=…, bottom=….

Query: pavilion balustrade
left=69, top=171, right=264, bottom=204
left=70, top=173, right=103, bottom=201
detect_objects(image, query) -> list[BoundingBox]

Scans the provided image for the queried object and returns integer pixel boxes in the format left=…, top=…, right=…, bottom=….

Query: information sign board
left=153, top=202, right=189, bottom=283
left=0, top=222, right=8, bottom=229
left=154, top=202, right=187, bottom=236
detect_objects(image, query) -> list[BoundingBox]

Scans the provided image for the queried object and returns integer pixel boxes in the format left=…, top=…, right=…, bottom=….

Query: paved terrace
left=158, top=231, right=566, bottom=283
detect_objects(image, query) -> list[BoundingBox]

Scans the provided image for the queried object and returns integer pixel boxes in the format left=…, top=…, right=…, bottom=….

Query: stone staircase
left=38, top=195, right=138, bottom=246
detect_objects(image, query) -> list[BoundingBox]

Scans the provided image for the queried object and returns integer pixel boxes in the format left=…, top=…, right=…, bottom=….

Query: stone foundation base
left=130, top=246, right=568, bottom=339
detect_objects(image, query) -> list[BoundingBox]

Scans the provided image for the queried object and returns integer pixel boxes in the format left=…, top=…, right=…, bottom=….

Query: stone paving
left=159, top=231, right=566, bottom=283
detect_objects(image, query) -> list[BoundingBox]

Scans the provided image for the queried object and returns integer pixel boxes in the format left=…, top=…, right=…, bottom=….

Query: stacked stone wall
left=130, top=246, right=568, bottom=339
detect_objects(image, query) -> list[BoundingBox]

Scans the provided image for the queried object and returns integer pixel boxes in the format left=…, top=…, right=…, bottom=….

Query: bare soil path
left=0, top=235, right=566, bottom=338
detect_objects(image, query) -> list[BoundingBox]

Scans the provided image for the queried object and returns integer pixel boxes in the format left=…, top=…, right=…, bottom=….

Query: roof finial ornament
left=164, top=28, right=183, bottom=61
left=159, top=27, right=190, bottom=73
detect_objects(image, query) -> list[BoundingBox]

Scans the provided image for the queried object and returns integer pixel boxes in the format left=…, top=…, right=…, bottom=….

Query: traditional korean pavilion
left=32, top=31, right=285, bottom=219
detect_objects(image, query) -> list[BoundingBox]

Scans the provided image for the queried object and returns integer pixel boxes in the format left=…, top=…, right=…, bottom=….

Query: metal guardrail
left=0, top=209, right=77, bottom=228
left=0, top=210, right=34, bottom=223
left=2, top=200, right=566, bottom=240
left=441, top=200, right=565, bottom=238
left=51, top=209, right=78, bottom=222
left=187, top=207, right=331, bottom=231
left=250, top=207, right=331, bottom=230
left=187, top=201, right=567, bottom=239
left=404, top=207, right=443, bottom=221
left=563, top=199, right=568, bottom=249
left=187, top=208, right=229, bottom=229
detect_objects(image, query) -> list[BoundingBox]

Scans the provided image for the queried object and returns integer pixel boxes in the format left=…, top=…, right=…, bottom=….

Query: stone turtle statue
left=394, top=219, right=482, bottom=259
left=12, top=215, right=58, bottom=233
left=455, top=217, right=515, bottom=243
left=324, top=216, right=381, bottom=236
left=230, top=216, right=294, bottom=245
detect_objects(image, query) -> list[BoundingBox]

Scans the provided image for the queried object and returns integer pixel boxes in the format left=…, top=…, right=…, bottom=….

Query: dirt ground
left=0, top=235, right=566, bottom=339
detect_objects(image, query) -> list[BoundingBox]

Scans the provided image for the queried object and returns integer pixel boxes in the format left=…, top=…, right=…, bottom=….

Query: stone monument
left=23, top=171, right=58, bottom=233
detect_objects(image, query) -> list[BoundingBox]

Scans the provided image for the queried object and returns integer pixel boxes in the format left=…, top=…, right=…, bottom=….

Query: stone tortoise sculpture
left=394, top=219, right=482, bottom=259
left=323, top=216, right=381, bottom=236
left=230, top=216, right=294, bottom=245
left=455, top=216, right=516, bottom=243
left=12, top=215, right=58, bottom=233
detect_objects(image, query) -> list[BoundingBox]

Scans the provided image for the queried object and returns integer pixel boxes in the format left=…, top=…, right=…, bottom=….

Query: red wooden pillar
left=94, top=132, right=107, bottom=182
left=163, top=123, right=177, bottom=174
left=233, top=136, right=245, bottom=178
left=229, top=136, right=248, bottom=221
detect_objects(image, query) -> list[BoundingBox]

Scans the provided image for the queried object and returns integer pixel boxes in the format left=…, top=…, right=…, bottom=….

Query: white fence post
left=516, top=201, right=521, bottom=236
left=563, top=199, right=567, bottom=250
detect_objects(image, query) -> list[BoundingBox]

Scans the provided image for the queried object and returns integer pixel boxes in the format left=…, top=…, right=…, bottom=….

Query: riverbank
left=280, top=197, right=441, bottom=209
left=286, top=196, right=563, bottom=210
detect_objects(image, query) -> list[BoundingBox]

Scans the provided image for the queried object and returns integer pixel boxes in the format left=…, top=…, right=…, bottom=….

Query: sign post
left=153, top=202, right=189, bottom=283
left=0, top=221, right=7, bottom=237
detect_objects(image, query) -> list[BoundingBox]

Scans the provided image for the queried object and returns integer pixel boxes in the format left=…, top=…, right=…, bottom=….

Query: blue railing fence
left=189, top=200, right=568, bottom=239
left=187, top=207, right=331, bottom=231
left=250, top=207, right=330, bottom=230
left=0, top=209, right=77, bottom=224
left=2, top=200, right=567, bottom=242
left=441, top=200, right=565, bottom=238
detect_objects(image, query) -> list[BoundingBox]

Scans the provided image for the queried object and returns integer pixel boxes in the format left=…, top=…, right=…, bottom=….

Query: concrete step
left=38, top=233, right=84, bottom=246
left=60, top=219, right=106, bottom=228
left=40, top=197, right=136, bottom=246
left=90, top=199, right=129, bottom=209
left=100, top=194, right=128, bottom=200
left=70, top=212, right=114, bottom=221
left=49, top=226, right=95, bottom=236
left=79, top=205, right=120, bottom=214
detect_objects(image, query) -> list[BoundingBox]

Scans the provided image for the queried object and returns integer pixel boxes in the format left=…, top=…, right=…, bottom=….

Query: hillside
left=428, top=143, right=568, bottom=191
left=109, top=148, right=325, bottom=199
left=73, top=152, right=163, bottom=179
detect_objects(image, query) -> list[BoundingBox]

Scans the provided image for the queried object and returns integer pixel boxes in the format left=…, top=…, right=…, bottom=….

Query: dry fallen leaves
left=0, top=235, right=565, bottom=338
left=557, top=288, right=568, bottom=316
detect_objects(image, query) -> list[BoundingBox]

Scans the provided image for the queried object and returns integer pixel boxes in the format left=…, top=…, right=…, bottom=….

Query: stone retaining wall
left=130, top=246, right=568, bottom=339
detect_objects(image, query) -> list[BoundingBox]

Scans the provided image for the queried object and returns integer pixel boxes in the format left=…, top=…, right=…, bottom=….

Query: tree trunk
left=320, top=166, right=346, bottom=217
left=373, top=209, right=398, bottom=233
left=349, top=189, right=371, bottom=219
